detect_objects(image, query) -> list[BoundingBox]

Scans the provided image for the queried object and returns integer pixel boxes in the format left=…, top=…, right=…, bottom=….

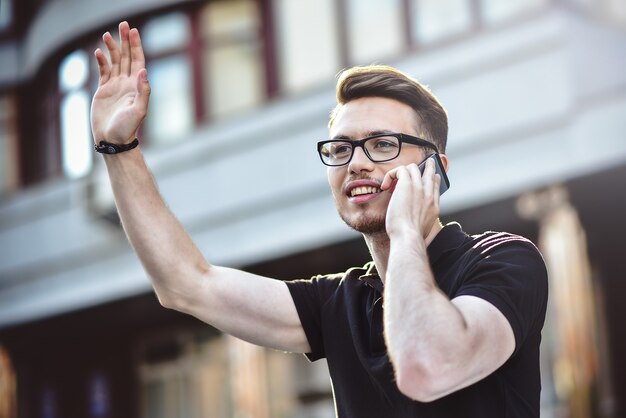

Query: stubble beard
left=337, top=203, right=387, bottom=235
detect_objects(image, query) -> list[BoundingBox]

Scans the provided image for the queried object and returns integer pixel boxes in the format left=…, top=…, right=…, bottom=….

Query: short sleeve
left=455, top=236, right=548, bottom=355
left=285, top=274, right=342, bottom=361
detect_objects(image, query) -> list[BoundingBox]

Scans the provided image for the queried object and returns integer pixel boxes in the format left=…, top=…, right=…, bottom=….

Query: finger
left=381, top=167, right=401, bottom=190
left=103, top=32, right=121, bottom=77
left=129, top=28, right=146, bottom=75
left=119, top=21, right=131, bottom=76
left=94, top=48, right=110, bottom=84
left=421, top=159, right=437, bottom=193
left=133, top=68, right=151, bottom=119
left=424, top=157, right=436, bottom=177
left=434, top=174, right=442, bottom=199
left=407, top=163, right=423, bottom=188
left=390, top=166, right=411, bottom=192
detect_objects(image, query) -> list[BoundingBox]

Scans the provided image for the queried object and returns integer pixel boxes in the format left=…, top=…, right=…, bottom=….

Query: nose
left=348, top=145, right=375, bottom=174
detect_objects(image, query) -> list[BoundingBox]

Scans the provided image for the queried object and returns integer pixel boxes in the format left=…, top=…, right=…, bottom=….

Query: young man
left=91, top=22, right=548, bottom=417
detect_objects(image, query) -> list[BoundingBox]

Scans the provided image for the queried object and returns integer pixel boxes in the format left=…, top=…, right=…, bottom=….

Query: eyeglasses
left=317, top=133, right=439, bottom=167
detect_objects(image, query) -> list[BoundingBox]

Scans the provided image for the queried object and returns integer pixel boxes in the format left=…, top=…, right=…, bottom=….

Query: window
left=346, top=0, right=404, bottom=64
left=0, top=95, right=19, bottom=195
left=480, top=0, right=547, bottom=24
left=275, top=0, right=340, bottom=92
left=143, top=12, right=191, bottom=54
left=412, top=0, right=473, bottom=44
left=59, top=50, right=93, bottom=179
left=138, top=333, right=301, bottom=418
left=200, top=0, right=264, bottom=119
left=146, top=55, right=194, bottom=145
left=88, top=372, right=111, bottom=418
left=0, top=0, right=11, bottom=31
left=143, top=12, right=195, bottom=146
left=41, top=386, right=58, bottom=418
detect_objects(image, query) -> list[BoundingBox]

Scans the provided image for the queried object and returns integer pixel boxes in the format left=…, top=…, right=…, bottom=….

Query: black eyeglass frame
left=317, top=133, right=440, bottom=167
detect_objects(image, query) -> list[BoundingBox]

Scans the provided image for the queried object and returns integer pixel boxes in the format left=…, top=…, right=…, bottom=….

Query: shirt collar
left=356, top=222, right=468, bottom=293
left=358, top=262, right=384, bottom=293
left=427, top=222, right=468, bottom=266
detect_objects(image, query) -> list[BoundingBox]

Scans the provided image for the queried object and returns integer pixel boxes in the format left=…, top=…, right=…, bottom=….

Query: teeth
left=350, top=186, right=381, bottom=197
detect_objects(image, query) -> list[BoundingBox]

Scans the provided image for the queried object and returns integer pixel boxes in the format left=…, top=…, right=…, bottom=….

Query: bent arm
left=381, top=159, right=515, bottom=402
left=383, top=231, right=515, bottom=402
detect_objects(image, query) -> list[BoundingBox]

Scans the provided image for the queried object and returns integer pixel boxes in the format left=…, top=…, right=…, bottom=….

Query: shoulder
left=430, top=223, right=539, bottom=264
left=470, top=230, right=539, bottom=254
left=437, top=224, right=546, bottom=275
left=455, top=231, right=548, bottom=352
left=307, top=262, right=373, bottom=286
left=285, top=262, right=373, bottom=301
left=463, top=230, right=545, bottom=271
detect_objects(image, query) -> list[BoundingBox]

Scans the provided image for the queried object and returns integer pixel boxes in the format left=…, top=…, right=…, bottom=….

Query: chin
left=334, top=196, right=389, bottom=234
left=340, top=212, right=387, bottom=235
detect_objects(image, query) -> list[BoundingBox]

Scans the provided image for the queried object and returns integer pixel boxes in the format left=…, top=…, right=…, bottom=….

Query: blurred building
left=0, top=0, right=625, bottom=417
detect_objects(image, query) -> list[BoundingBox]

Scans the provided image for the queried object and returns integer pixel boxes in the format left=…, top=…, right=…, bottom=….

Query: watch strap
left=95, top=138, right=139, bottom=154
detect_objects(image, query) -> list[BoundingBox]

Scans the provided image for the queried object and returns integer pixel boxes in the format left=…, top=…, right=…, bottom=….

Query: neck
left=364, top=220, right=443, bottom=282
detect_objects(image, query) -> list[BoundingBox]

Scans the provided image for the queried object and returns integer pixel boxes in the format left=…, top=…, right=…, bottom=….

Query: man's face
left=327, top=97, right=429, bottom=235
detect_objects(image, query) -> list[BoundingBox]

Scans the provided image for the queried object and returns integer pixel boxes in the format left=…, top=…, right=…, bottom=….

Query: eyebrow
left=331, top=129, right=397, bottom=140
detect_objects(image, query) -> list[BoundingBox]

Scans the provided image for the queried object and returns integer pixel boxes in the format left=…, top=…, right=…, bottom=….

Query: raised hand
left=90, top=21, right=150, bottom=145
left=380, top=158, right=442, bottom=239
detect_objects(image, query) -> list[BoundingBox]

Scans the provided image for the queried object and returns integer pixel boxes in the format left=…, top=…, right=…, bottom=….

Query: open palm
left=90, top=22, right=150, bottom=145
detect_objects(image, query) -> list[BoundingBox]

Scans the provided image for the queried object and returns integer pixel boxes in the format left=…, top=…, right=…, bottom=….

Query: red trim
left=50, top=65, right=63, bottom=177
left=260, top=0, right=278, bottom=98
left=189, top=7, right=206, bottom=122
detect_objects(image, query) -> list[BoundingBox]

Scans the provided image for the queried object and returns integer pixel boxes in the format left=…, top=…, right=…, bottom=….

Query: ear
left=439, top=153, right=449, bottom=173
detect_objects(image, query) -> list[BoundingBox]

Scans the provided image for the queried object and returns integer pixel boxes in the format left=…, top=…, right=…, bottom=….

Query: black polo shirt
left=286, top=223, right=548, bottom=418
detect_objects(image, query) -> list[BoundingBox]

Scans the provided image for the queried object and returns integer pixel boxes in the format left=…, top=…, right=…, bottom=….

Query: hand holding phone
left=383, top=153, right=450, bottom=196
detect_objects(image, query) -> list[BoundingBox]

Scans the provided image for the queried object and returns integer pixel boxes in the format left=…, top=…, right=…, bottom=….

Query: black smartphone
left=418, top=153, right=450, bottom=196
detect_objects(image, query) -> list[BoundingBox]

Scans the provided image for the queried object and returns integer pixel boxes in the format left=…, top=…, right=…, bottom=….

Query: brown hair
left=329, top=65, right=448, bottom=153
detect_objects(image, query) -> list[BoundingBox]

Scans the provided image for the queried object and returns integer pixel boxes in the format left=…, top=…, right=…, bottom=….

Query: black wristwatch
left=95, top=138, right=139, bottom=154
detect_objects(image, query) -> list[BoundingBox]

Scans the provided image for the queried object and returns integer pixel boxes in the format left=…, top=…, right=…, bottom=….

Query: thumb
left=135, top=68, right=151, bottom=111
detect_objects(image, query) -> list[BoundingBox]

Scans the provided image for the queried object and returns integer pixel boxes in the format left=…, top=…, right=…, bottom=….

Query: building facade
left=1, top=0, right=625, bottom=417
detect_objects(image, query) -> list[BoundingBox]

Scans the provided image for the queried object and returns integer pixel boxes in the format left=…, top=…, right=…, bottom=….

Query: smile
left=350, top=186, right=382, bottom=197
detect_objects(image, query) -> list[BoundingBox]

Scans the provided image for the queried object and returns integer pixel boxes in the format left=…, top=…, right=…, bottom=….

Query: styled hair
left=329, top=65, right=448, bottom=153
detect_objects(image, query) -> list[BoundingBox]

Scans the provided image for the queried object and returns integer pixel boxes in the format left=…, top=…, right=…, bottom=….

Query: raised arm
left=90, top=22, right=309, bottom=353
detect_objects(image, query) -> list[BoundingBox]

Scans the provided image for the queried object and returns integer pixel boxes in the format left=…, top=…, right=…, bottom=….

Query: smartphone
left=418, top=153, right=450, bottom=196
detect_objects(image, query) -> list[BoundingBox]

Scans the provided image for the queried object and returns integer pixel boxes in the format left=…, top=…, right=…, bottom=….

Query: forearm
left=383, top=230, right=469, bottom=399
left=103, top=148, right=209, bottom=308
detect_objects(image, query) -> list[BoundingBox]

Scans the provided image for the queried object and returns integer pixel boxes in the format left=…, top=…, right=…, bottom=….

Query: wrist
left=95, top=138, right=139, bottom=154
left=388, top=220, right=422, bottom=237
left=389, top=227, right=425, bottom=250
